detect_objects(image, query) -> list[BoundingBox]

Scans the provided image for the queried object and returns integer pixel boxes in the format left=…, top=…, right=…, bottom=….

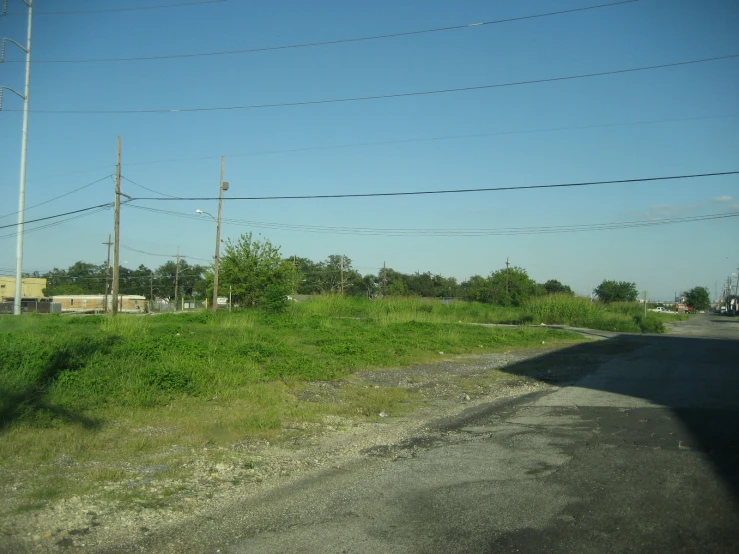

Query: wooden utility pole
left=111, top=137, right=121, bottom=316
left=382, top=261, right=387, bottom=297
left=174, top=247, right=180, bottom=311
left=505, top=256, right=510, bottom=294
left=212, top=157, right=226, bottom=313
left=340, top=256, right=344, bottom=295
left=150, top=272, right=154, bottom=308
left=103, top=234, right=112, bottom=313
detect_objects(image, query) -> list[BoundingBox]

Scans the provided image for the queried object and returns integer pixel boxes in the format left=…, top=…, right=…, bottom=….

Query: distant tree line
left=42, top=233, right=653, bottom=309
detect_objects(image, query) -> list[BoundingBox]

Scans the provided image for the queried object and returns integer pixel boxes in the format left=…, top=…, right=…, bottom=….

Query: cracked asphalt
left=116, top=314, right=739, bottom=553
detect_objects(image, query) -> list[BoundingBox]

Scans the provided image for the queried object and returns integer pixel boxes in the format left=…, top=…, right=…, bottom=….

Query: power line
left=126, top=171, right=739, bottom=202
left=11, top=54, right=738, bottom=115
left=4, top=113, right=729, bottom=193
left=8, top=1, right=636, bottom=63
left=0, top=206, right=111, bottom=240
left=5, top=0, right=225, bottom=16
left=108, top=113, right=739, bottom=171
left=121, top=244, right=212, bottom=262
left=124, top=204, right=739, bottom=237
left=0, top=204, right=112, bottom=230
left=0, top=174, right=113, bottom=220
left=121, top=176, right=182, bottom=199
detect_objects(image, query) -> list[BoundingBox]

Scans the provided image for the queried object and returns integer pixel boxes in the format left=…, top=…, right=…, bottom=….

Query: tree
left=684, top=286, right=711, bottom=310
left=593, top=280, right=638, bottom=303
left=219, top=233, right=293, bottom=307
left=543, top=279, right=574, bottom=295
left=460, top=267, right=538, bottom=306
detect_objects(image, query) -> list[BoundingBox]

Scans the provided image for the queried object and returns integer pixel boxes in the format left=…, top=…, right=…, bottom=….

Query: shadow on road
left=486, top=331, right=739, bottom=502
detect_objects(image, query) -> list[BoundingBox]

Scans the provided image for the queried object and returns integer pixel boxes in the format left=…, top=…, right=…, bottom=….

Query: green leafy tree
left=43, top=261, right=106, bottom=295
left=683, top=286, right=711, bottom=310
left=593, top=280, right=638, bottom=303
left=460, top=267, right=538, bottom=306
left=219, top=233, right=293, bottom=306
left=543, top=279, right=574, bottom=295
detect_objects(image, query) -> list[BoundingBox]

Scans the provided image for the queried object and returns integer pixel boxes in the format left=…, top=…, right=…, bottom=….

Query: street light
left=197, top=157, right=228, bottom=313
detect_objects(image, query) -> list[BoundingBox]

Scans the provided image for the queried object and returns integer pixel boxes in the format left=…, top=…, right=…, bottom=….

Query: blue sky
left=0, top=0, right=737, bottom=301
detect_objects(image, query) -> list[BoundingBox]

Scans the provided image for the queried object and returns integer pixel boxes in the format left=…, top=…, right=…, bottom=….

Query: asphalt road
left=122, top=315, right=739, bottom=553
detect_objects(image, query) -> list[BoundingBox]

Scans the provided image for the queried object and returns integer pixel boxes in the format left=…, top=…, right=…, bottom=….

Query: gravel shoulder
left=0, top=335, right=640, bottom=553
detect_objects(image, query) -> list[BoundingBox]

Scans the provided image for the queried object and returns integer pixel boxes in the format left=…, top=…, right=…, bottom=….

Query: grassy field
left=0, top=296, right=686, bottom=515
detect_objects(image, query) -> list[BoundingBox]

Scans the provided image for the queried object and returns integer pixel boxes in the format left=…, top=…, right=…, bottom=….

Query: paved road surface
left=121, top=315, right=739, bottom=553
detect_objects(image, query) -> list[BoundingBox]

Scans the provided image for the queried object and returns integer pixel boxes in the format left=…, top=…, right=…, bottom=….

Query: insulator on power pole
left=0, top=88, right=3, bottom=111
left=1, top=39, right=6, bottom=62
left=2, top=0, right=7, bottom=16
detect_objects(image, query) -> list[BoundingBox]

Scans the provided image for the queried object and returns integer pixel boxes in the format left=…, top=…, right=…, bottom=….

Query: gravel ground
left=0, top=339, right=618, bottom=554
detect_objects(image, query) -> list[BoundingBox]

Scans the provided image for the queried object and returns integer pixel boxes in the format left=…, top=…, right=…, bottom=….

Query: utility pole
left=1, top=1, right=33, bottom=315
left=340, top=256, right=345, bottom=295
left=382, top=261, right=387, bottom=297
left=174, top=247, right=180, bottom=312
left=111, top=137, right=122, bottom=316
left=644, top=290, right=647, bottom=317
left=150, top=272, right=154, bottom=309
left=505, top=257, right=510, bottom=295
left=211, top=157, right=227, bottom=313
left=103, top=234, right=112, bottom=313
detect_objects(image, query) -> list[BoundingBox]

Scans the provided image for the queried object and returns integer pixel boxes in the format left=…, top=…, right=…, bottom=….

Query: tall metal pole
left=12, top=0, right=33, bottom=315
left=111, top=137, right=121, bottom=316
left=211, top=157, right=225, bottom=313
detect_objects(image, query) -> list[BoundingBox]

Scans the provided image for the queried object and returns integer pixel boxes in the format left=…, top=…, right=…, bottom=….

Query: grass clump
left=523, top=294, right=686, bottom=333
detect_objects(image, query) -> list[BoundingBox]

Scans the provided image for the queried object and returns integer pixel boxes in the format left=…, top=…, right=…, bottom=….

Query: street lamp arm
left=195, top=209, right=216, bottom=221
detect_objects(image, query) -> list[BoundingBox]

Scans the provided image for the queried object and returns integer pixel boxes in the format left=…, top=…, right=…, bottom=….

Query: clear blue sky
left=0, top=0, right=737, bottom=301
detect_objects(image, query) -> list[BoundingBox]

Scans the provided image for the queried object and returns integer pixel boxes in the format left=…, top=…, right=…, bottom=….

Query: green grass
left=522, top=294, right=688, bottom=333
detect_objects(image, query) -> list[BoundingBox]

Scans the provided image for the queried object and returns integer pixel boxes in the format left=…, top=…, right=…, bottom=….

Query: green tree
left=219, top=233, right=293, bottom=306
left=593, top=280, right=638, bottom=303
left=543, top=279, right=574, bottom=295
left=683, top=286, right=711, bottom=310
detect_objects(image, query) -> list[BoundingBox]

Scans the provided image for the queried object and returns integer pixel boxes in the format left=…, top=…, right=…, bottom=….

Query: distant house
left=51, top=295, right=146, bottom=313
left=0, top=276, right=47, bottom=301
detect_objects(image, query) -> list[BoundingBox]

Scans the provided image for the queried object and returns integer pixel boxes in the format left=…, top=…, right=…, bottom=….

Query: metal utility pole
left=1, top=1, right=33, bottom=315
left=174, top=247, right=181, bottom=312
left=103, top=234, right=112, bottom=313
left=211, top=157, right=227, bottom=313
left=111, top=137, right=122, bottom=316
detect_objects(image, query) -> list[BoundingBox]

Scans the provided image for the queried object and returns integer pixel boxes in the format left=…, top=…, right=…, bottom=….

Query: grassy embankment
left=0, top=296, right=684, bottom=513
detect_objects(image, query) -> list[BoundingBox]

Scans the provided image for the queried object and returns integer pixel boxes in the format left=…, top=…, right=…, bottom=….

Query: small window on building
left=70, top=299, right=74, bottom=305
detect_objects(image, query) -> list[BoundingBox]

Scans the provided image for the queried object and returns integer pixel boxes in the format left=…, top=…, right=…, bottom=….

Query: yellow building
left=0, top=276, right=47, bottom=300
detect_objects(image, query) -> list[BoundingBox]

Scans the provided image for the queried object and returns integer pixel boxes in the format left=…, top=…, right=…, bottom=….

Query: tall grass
left=523, top=294, right=685, bottom=333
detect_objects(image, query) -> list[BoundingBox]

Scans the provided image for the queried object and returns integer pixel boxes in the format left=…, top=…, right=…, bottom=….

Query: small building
left=51, top=295, right=147, bottom=313
left=0, top=276, right=47, bottom=300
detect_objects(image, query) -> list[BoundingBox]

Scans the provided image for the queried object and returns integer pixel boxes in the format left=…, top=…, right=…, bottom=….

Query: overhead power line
left=14, top=54, right=737, bottom=115
left=5, top=0, right=225, bottom=16
left=0, top=204, right=112, bottom=229
left=113, top=113, right=739, bottom=170
left=6, top=113, right=731, bottom=198
left=121, top=176, right=182, bottom=198
left=121, top=244, right=212, bottom=262
left=8, top=1, right=636, bottom=63
left=0, top=174, right=113, bottom=220
left=126, top=171, right=739, bottom=202
left=0, top=206, right=111, bottom=240
left=124, top=204, right=739, bottom=237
